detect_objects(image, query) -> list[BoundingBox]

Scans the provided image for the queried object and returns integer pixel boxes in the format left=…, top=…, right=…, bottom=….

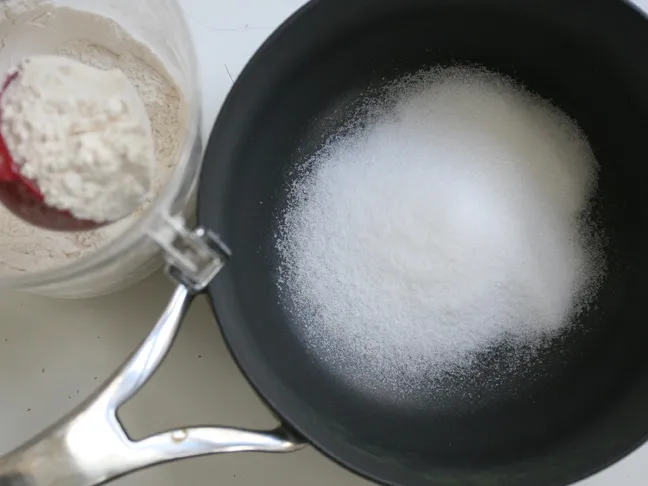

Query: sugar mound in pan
left=276, top=66, right=604, bottom=401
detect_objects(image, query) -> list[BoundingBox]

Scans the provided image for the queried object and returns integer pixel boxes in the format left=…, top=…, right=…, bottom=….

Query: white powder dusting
left=277, top=67, right=605, bottom=402
left=0, top=1, right=186, bottom=273
left=1, top=55, right=155, bottom=222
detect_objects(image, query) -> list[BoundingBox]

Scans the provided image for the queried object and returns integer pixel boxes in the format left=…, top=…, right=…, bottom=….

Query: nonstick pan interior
left=199, top=0, right=648, bottom=485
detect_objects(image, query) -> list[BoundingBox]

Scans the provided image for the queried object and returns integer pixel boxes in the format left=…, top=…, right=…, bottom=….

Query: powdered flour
left=1, top=55, right=155, bottom=222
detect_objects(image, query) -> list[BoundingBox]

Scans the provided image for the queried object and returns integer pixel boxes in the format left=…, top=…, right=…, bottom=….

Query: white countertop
left=0, top=1, right=646, bottom=485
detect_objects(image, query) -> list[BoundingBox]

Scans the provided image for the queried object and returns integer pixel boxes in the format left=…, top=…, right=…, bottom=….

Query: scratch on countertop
left=224, top=64, right=234, bottom=84
left=186, top=15, right=273, bottom=32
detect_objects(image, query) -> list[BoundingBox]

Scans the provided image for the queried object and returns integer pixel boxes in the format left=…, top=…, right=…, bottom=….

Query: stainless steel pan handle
left=0, top=225, right=305, bottom=486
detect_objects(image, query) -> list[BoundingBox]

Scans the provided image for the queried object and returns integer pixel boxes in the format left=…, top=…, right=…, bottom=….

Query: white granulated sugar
left=277, top=66, right=604, bottom=402
left=1, top=55, right=155, bottom=222
left=0, top=2, right=186, bottom=273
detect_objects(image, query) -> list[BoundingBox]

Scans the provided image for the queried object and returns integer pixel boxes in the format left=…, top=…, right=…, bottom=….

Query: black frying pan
left=201, top=0, right=648, bottom=485
left=1, top=1, right=648, bottom=486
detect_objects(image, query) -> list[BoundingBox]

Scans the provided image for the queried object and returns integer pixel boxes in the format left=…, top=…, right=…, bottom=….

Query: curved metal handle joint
left=0, top=228, right=304, bottom=486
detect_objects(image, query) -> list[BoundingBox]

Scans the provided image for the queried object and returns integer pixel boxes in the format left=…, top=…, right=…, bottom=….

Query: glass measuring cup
left=0, top=0, right=202, bottom=298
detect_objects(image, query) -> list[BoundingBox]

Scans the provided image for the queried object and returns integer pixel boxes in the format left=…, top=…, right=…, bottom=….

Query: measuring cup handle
left=0, top=284, right=304, bottom=486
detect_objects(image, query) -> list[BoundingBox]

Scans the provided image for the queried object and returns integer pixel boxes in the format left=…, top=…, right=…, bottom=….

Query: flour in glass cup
left=0, top=0, right=186, bottom=273
left=1, top=55, right=155, bottom=222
